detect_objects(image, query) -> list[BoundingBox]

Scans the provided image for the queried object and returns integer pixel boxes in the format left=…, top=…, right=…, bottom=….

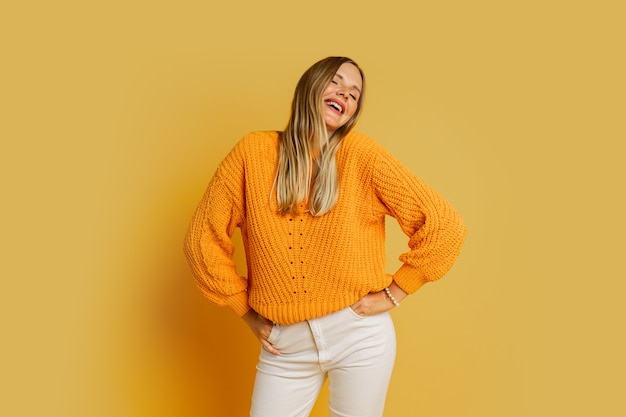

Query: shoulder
left=215, top=131, right=279, bottom=173
left=342, top=130, right=380, bottom=149
left=235, top=130, right=280, bottom=152
left=340, top=130, right=389, bottom=163
left=341, top=130, right=384, bottom=153
left=342, top=131, right=418, bottom=180
left=222, top=131, right=279, bottom=165
left=208, top=131, right=279, bottom=197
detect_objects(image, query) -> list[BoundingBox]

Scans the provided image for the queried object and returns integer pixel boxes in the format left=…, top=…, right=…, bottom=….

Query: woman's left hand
left=350, top=290, right=395, bottom=316
left=350, top=281, right=408, bottom=316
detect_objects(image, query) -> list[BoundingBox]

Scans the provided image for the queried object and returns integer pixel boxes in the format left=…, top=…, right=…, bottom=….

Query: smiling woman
left=183, top=56, right=467, bottom=417
left=276, top=57, right=366, bottom=217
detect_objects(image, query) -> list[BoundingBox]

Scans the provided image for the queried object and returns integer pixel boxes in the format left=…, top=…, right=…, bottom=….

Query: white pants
left=250, top=307, right=396, bottom=417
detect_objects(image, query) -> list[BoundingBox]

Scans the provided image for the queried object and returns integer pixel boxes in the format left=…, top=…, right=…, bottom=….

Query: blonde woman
left=184, top=56, right=466, bottom=417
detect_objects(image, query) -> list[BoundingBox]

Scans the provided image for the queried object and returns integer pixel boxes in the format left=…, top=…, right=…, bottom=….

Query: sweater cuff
left=225, top=291, right=251, bottom=317
left=393, top=264, right=430, bottom=294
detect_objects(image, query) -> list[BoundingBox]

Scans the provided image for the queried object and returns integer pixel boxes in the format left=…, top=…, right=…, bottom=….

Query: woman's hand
left=350, top=291, right=394, bottom=316
left=350, top=280, right=408, bottom=316
left=242, top=309, right=281, bottom=355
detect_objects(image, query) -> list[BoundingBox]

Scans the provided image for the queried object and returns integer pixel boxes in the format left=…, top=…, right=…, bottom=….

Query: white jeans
left=250, top=307, right=396, bottom=417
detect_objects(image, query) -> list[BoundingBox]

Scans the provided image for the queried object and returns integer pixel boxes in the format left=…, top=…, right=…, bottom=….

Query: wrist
left=242, top=309, right=257, bottom=323
left=384, top=287, right=400, bottom=307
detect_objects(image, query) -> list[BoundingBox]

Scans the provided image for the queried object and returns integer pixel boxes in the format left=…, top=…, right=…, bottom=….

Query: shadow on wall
left=154, top=264, right=258, bottom=416
left=106, top=179, right=259, bottom=416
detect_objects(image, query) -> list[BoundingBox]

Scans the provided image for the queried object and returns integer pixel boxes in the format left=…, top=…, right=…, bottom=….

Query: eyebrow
left=335, top=73, right=362, bottom=94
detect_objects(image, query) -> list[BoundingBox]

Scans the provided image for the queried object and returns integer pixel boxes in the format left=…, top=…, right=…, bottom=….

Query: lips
left=325, top=99, right=344, bottom=114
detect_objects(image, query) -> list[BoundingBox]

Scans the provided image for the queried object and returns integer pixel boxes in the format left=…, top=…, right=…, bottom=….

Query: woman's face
left=322, top=62, right=363, bottom=136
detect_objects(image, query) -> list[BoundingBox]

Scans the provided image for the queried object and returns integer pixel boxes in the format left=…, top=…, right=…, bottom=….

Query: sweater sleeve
left=372, top=145, right=467, bottom=294
left=183, top=143, right=250, bottom=317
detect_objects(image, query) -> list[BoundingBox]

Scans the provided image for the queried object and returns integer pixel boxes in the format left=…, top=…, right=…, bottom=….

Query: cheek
left=347, top=104, right=358, bottom=118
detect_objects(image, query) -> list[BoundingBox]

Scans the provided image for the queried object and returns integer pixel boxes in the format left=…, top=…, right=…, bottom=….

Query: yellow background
left=2, top=1, right=625, bottom=416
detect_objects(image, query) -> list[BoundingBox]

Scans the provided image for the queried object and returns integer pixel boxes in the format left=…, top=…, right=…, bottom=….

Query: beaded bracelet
left=384, top=287, right=400, bottom=307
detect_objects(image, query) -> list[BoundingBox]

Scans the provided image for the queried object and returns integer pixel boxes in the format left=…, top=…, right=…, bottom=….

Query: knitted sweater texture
left=184, top=131, right=466, bottom=325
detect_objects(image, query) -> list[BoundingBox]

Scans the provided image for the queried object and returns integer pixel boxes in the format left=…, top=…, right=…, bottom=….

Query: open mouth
left=325, top=99, right=344, bottom=114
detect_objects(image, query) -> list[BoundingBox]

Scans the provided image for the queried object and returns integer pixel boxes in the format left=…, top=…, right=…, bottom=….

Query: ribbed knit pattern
left=184, top=131, right=466, bottom=325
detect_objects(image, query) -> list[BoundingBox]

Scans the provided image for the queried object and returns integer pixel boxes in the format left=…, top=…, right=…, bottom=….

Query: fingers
left=261, top=330, right=280, bottom=355
left=351, top=291, right=393, bottom=316
left=245, top=311, right=281, bottom=355
left=259, top=319, right=280, bottom=355
left=262, top=339, right=281, bottom=355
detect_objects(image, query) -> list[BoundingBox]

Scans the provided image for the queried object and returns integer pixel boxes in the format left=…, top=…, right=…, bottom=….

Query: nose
left=337, top=88, right=349, bottom=100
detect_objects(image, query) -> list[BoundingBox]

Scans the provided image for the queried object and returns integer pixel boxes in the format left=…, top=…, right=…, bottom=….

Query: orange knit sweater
left=184, top=131, right=466, bottom=325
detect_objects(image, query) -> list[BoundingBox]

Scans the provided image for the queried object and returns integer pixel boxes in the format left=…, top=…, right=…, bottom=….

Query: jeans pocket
left=267, top=323, right=280, bottom=345
left=347, top=306, right=366, bottom=320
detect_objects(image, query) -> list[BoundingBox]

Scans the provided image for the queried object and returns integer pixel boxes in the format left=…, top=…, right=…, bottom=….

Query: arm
left=183, top=148, right=250, bottom=317
left=184, top=173, right=282, bottom=353
left=351, top=142, right=466, bottom=316
left=374, top=144, right=467, bottom=294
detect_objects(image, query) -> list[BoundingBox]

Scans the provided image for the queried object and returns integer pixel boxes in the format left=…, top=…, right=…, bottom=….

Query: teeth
left=327, top=101, right=343, bottom=113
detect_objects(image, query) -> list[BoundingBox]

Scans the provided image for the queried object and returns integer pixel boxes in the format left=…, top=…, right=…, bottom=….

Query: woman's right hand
left=242, top=309, right=281, bottom=355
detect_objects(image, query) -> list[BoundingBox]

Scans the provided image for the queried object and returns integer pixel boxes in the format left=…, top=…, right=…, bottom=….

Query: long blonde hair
left=275, top=56, right=365, bottom=216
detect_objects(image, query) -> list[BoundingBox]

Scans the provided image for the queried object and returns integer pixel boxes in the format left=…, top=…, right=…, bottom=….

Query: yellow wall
left=2, top=1, right=625, bottom=416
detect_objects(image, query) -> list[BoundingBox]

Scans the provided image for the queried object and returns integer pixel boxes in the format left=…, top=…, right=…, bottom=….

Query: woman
left=184, top=56, right=466, bottom=417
